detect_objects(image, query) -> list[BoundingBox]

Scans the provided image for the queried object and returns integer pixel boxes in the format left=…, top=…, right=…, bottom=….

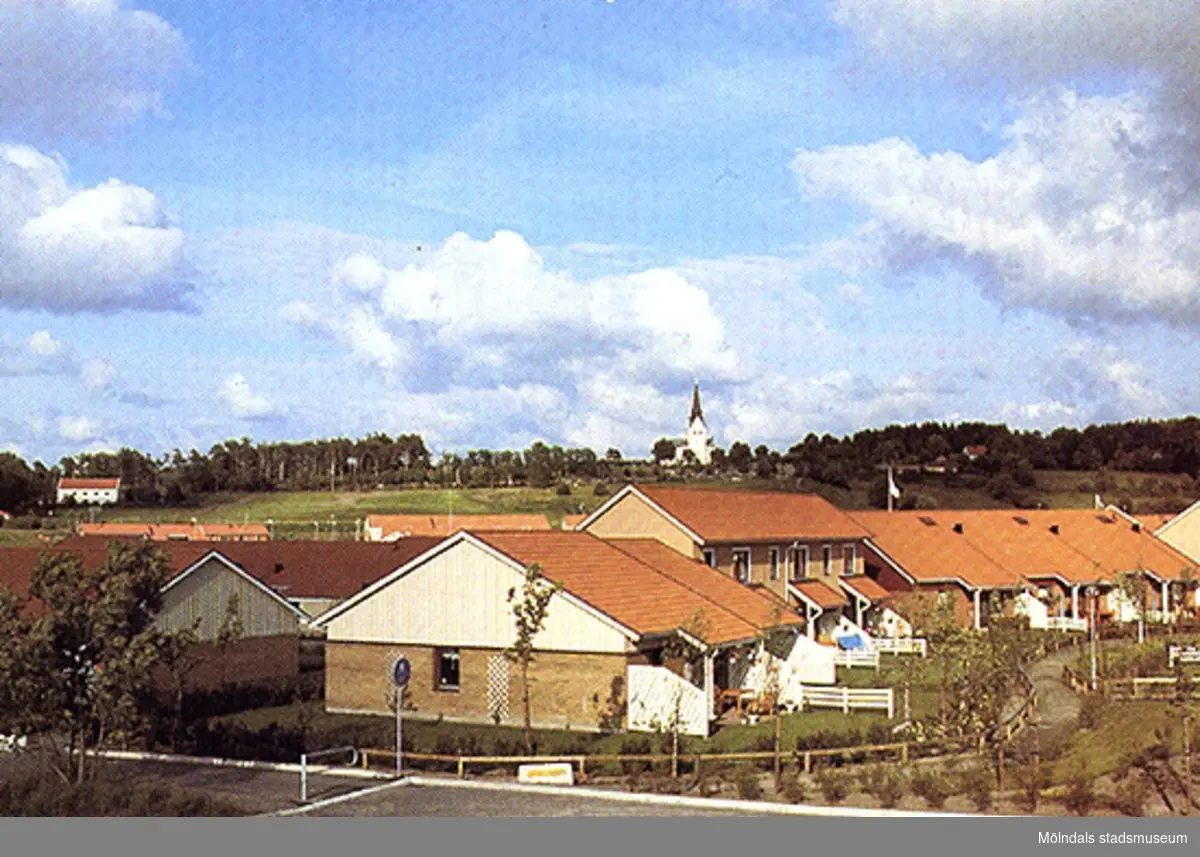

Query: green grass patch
left=1054, top=700, right=1189, bottom=782
left=0, top=529, right=45, bottom=547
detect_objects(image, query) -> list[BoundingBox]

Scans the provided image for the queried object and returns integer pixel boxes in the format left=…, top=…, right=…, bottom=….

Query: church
left=671, top=381, right=716, bottom=466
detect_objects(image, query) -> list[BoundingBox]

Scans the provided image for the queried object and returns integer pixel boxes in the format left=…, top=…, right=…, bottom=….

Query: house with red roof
left=578, top=484, right=876, bottom=641
left=363, top=513, right=552, bottom=541
left=312, top=529, right=828, bottom=734
left=56, top=477, right=121, bottom=506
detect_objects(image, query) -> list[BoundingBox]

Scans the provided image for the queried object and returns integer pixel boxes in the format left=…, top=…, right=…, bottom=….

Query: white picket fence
left=1046, top=617, right=1089, bottom=633
left=793, top=685, right=894, bottom=719
left=626, top=665, right=709, bottom=737
left=832, top=649, right=880, bottom=669
left=1168, top=646, right=1200, bottom=668
left=873, top=637, right=928, bottom=657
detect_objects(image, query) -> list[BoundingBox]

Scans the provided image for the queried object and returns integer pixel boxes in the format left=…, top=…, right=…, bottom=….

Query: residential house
left=312, top=530, right=823, bottom=734
left=363, top=513, right=551, bottom=542
left=56, top=477, right=121, bottom=506
left=578, top=484, right=874, bottom=641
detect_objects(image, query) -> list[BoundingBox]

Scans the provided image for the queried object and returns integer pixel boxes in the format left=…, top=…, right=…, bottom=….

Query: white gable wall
left=325, top=540, right=632, bottom=654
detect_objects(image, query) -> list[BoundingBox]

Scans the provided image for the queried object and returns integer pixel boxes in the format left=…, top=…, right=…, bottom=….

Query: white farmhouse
left=57, top=477, right=121, bottom=506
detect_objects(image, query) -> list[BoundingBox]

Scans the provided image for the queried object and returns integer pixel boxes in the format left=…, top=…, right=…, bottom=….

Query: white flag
left=1094, top=493, right=1103, bottom=510
left=888, top=468, right=902, bottom=500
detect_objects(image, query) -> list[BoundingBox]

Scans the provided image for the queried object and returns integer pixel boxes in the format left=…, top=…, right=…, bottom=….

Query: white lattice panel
left=488, top=655, right=510, bottom=722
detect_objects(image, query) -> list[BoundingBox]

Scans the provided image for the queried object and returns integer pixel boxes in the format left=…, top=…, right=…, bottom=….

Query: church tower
left=674, top=380, right=714, bottom=466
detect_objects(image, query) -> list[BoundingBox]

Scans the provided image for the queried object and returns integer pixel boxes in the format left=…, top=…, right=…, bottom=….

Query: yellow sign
left=517, top=763, right=574, bottom=786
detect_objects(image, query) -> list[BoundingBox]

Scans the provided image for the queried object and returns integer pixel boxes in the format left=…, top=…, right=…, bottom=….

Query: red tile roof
left=58, top=478, right=120, bottom=490
left=475, top=531, right=798, bottom=645
left=560, top=514, right=588, bottom=530
left=792, top=580, right=849, bottom=610
left=849, top=511, right=1017, bottom=588
left=30, top=537, right=444, bottom=601
left=79, top=522, right=271, bottom=541
left=839, top=575, right=891, bottom=603
left=636, top=485, right=871, bottom=543
left=368, top=514, right=551, bottom=538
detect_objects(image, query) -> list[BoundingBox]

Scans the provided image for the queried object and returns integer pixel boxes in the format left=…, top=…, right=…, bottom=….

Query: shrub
left=958, top=764, right=993, bottom=813
left=860, top=765, right=908, bottom=809
left=1077, top=694, right=1107, bottom=731
left=555, top=483, right=571, bottom=496
left=815, top=768, right=850, bottom=803
left=0, top=771, right=244, bottom=816
left=593, top=482, right=610, bottom=497
left=782, top=775, right=808, bottom=804
left=911, top=768, right=954, bottom=810
left=736, top=769, right=763, bottom=801
left=619, top=736, right=653, bottom=775
left=1110, top=772, right=1153, bottom=817
left=1064, top=770, right=1096, bottom=817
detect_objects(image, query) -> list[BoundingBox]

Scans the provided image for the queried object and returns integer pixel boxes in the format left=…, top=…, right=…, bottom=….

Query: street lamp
left=1086, top=585, right=1099, bottom=691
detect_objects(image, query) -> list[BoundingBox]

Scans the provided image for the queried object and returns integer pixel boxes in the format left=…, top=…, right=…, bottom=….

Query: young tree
left=652, top=438, right=678, bottom=465
left=0, top=542, right=180, bottom=783
left=655, top=609, right=713, bottom=779
left=1116, top=568, right=1152, bottom=644
left=215, top=593, right=245, bottom=687
left=505, top=563, right=562, bottom=754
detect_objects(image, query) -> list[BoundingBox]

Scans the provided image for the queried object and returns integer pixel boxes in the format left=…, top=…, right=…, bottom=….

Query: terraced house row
left=2, top=483, right=1198, bottom=738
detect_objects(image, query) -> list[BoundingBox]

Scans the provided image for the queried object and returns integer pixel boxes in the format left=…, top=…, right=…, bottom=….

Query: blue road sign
left=392, top=656, right=411, bottom=688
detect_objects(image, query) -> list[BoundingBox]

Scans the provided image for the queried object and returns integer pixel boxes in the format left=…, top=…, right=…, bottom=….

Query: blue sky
left=3, top=0, right=1200, bottom=464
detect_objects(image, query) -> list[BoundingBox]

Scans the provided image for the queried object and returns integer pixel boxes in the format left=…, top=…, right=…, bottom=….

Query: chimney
left=1049, top=524, right=1060, bottom=535
left=952, top=522, right=964, bottom=534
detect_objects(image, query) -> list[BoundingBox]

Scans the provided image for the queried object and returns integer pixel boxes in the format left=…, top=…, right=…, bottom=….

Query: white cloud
left=833, top=0, right=1200, bottom=95
left=82, top=358, right=115, bottom=391
left=837, top=283, right=870, bottom=306
left=795, top=91, right=1200, bottom=328
left=58, top=415, right=100, bottom=442
left=0, top=0, right=188, bottom=136
left=1041, top=340, right=1170, bottom=421
left=724, top=371, right=953, bottom=445
left=0, top=144, right=189, bottom=311
left=25, top=330, right=62, bottom=357
left=217, top=373, right=275, bottom=419
left=283, top=229, right=742, bottom=383
left=998, top=400, right=1080, bottom=429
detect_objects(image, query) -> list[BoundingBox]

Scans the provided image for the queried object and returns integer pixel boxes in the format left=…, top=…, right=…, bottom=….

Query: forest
left=2, top=416, right=1200, bottom=516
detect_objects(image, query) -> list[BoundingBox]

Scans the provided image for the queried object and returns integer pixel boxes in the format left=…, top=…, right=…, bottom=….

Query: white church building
left=671, top=382, right=716, bottom=466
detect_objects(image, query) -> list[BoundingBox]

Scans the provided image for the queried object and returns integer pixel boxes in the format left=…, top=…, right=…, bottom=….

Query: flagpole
left=887, top=464, right=894, bottom=513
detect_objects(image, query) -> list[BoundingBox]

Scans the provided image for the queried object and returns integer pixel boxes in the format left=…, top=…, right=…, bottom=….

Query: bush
left=0, top=771, right=244, bottom=816
left=619, top=736, right=653, bottom=775
left=782, top=774, right=808, bottom=804
left=593, top=482, right=610, bottom=497
left=958, top=764, right=993, bottom=813
left=736, top=769, right=764, bottom=801
left=1064, top=770, right=1096, bottom=816
left=815, top=768, right=851, bottom=803
left=1077, top=694, right=1107, bottom=731
left=911, top=768, right=954, bottom=810
left=860, top=764, right=907, bottom=809
left=1110, top=772, right=1153, bottom=817
left=555, top=482, right=572, bottom=496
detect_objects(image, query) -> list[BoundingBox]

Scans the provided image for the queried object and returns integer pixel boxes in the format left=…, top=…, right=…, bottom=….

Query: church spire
left=689, top=380, right=705, bottom=425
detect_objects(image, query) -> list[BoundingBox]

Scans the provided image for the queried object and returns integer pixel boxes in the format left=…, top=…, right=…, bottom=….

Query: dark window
left=702, top=549, right=716, bottom=568
left=822, top=546, right=832, bottom=576
left=842, top=544, right=856, bottom=576
left=769, top=548, right=780, bottom=581
left=790, top=546, right=809, bottom=582
left=435, top=648, right=460, bottom=692
left=732, top=549, right=751, bottom=584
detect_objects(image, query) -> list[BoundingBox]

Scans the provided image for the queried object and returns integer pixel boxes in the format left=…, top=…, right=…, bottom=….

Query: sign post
left=391, top=655, right=411, bottom=778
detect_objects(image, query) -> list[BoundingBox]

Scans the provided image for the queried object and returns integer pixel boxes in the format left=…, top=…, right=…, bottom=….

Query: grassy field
left=89, top=486, right=610, bottom=528
left=1054, top=700, right=1194, bottom=781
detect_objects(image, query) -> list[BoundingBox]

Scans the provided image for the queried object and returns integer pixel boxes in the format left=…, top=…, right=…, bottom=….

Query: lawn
left=96, top=486, right=611, bottom=528
left=1054, top=699, right=1195, bottom=782
left=0, top=529, right=46, bottom=547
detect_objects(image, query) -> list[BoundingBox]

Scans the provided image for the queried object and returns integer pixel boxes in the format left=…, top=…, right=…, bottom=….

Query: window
left=435, top=648, right=460, bottom=692
left=789, top=546, right=809, bottom=582
left=822, top=546, right=832, bottom=576
left=702, top=549, right=716, bottom=568
left=769, top=548, right=780, bottom=582
left=732, top=548, right=751, bottom=584
left=842, top=544, right=856, bottom=576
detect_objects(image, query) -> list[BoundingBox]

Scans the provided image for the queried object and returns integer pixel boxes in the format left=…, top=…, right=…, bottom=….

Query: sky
left=3, top=0, right=1200, bottom=465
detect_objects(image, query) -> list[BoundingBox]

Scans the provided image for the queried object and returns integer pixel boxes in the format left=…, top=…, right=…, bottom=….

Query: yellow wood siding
left=158, top=557, right=300, bottom=642
left=582, top=492, right=700, bottom=558
left=326, top=540, right=632, bottom=653
left=1159, top=512, right=1200, bottom=566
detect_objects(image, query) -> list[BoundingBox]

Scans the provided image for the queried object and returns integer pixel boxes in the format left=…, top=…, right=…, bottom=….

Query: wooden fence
left=831, top=650, right=880, bottom=670
left=357, top=733, right=989, bottom=782
left=1061, top=665, right=1200, bottom=700
left=795, top=685, right=894, bottom=718
left=1045, top=617, right=1088, bottom=633
left=1168, top=646, right=1200, bottom=668
left=874, top=637, right=928, bottom=657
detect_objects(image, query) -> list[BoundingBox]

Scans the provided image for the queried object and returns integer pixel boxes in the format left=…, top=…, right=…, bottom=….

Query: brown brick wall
left=326, top=642, right=639, bottom=731
left=154, top=635, right=300, bottom=693
left=705, top=540, right=864, bottom=600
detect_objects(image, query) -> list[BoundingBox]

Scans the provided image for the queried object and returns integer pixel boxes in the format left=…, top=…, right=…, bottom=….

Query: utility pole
left=1087, top=586, right=1099, bottom=691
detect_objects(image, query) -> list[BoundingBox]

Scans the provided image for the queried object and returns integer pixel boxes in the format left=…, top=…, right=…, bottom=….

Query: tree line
left=1, top=416, right=1199, bottom=515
